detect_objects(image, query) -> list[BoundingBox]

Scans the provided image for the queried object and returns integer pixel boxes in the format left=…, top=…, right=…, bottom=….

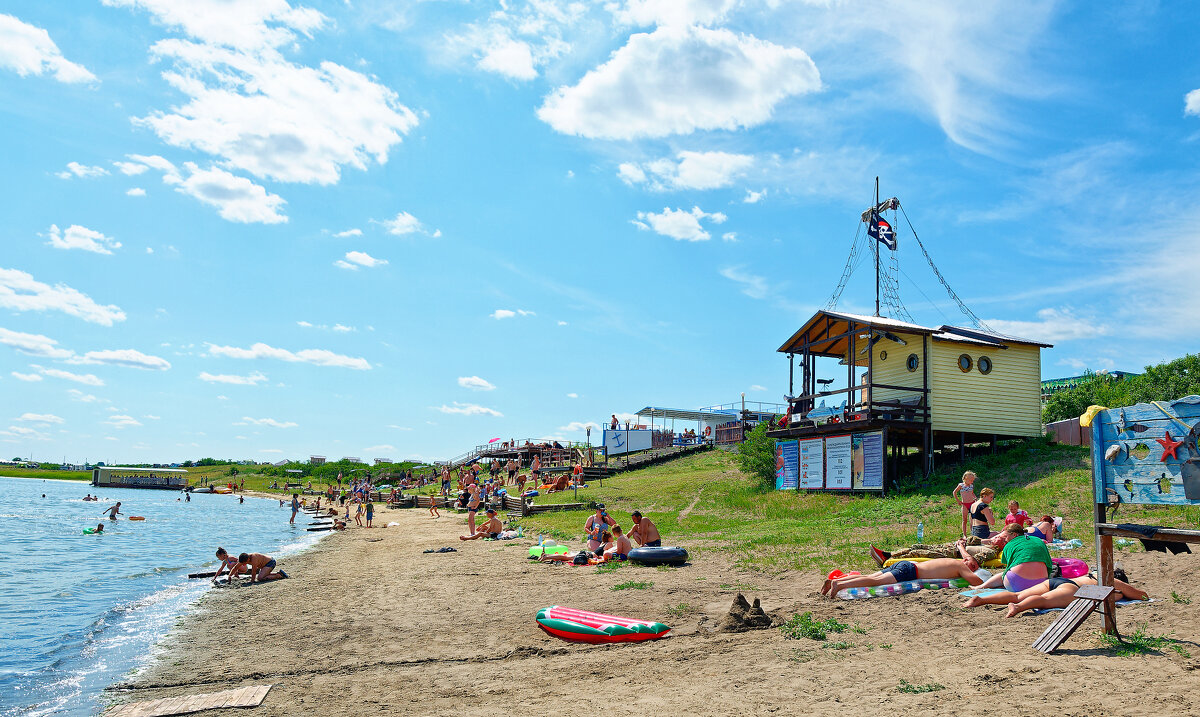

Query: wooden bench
left=1031, top=584, right=1114, bottom=653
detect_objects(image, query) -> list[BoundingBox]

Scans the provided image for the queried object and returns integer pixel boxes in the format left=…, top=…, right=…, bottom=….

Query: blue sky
left=2, top=0, right=1198, bottom=464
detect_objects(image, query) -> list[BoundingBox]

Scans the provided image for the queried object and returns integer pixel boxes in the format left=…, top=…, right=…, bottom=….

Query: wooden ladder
left=1031, top=584, right=1114, bottom=653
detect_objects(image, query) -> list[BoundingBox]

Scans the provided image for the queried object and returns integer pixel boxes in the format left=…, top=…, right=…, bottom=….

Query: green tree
left=737, top=421, right=777, bottom=490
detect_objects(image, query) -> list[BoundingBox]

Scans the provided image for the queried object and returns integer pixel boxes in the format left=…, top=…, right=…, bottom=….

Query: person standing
left=952, top=471, right=978, bottom=537
left=102, top=501, right=123, bottom=520
left=289, top=493, right=300, bottom=523
left=466, top=483, right=481, bottom=535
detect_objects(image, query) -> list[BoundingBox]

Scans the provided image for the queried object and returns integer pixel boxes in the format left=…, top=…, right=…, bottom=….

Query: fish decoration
left=1104, top=444, right=1123, bottom=462
left=1159, top=473, right=1171, bottom=494
left=1124, top=478, right=1135, bottom=497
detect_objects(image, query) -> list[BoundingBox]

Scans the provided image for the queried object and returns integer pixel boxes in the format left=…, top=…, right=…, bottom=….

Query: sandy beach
left=106, top=505, right=1200, bottom=717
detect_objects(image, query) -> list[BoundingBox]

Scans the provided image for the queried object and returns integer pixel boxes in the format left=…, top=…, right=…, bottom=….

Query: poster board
left=798, top=438, right=824, bottom=489
left=775, top=440, right=799, bottom=490
left=825, top=434, right=852, bottom=489
left=851, top=432, right=884, bottom=490
left=1091, top=397, right=1200, bottom=506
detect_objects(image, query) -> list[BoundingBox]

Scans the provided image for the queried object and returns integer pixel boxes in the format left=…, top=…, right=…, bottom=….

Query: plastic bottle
left=917, top=521, right=924, bottom=543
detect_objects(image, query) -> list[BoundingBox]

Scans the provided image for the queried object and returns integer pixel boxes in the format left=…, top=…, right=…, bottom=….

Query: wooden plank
left=1074, top=585, right=1114, bottom=601
left=1033, top=597, right=1102, bottom=653
left=1096, top=523, right=1200, bottom=543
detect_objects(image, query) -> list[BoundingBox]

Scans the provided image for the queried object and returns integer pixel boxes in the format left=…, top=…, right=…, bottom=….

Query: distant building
left=309, top=455, right=326, bottom=465
left=342, top=456, right=362, bottom=464
left=273, top=460, right=289, bottom=467
left=373, top=458, right=392, bottom=465
left=1041, top=370, right=1138, bottom=399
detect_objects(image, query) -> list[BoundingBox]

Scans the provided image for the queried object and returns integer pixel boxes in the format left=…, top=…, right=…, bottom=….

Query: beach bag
left=573, top=551, right=590, bottom=565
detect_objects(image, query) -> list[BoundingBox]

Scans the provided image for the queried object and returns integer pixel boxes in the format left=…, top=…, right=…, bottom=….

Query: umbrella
left=488, top=438, right=501, bottom=443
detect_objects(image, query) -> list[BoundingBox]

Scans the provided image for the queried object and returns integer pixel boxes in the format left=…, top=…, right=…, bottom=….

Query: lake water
left=0, top=477, right=325, bottom=716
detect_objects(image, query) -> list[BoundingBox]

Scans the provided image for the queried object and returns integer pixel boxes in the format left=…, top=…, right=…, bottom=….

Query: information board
left=852, top=431, right=884, bottom=490
left=825, top=434, right=852, bottom=489
left=775, top=440, right=799, bottom=490
left=798, top=438, right=824, bottom=489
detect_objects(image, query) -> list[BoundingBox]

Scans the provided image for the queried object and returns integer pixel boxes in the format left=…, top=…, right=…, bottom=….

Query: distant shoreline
left=0, top=472, right=91, bottom=482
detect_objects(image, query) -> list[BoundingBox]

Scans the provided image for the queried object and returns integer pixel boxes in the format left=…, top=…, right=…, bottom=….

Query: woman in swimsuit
left=963, top=569, right=1146, bottom=616
left=968, top=488, right=995, bottom=539
left=1026, top=515, right=1055, bottom=542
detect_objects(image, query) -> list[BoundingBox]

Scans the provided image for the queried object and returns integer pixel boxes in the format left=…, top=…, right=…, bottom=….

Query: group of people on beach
left=820, top=470, right=1149, bottom=615
left=210, top=547, right=287, bottom=583
left=535, top=505, right=661, bottom=565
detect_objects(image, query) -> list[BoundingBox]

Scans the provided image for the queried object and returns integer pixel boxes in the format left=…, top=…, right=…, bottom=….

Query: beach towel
left=1047, top=539, right=1084, bottom=551
left=1027, top=598, right=1155, bottom=615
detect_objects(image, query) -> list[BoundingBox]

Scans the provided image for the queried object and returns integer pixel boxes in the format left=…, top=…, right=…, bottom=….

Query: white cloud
left=0, top=14, right=96, bottom=83
left=557, top=320, right=568, bottom=326
left=387, top=424, right=412, bottom=431
left=633, top=206, right=726, bottom=241
left=34, top=365, right=105, bottom=386
left=743, top=188, right=766, bottom=204
left=331, top=323, right=354, bottom=332
left=296, top=320, right=313, bottom=328
left=610, top=0, right=736, bottom=27
left=114, top=161, right=150, bottom=175
left=567, top=392, right=578, bottom=398
left=101, top=0, right=325, bottom=51
left=126, top=187, right=146, bottom=197
left=45, top=224, right=122, bottom=255
left=0, top=425, right=49, bottom=441
left=436, top=402, right=503, bottom=417
left=238, top=416, right=298, bottom=428
left=443, top=2, right=582, bottom=81
left=105, top=414, right=142, bottom=428
left=333, top=228, right=362, bottom=237
left=333, top=260, right=355, bottom=270
left=143, top=414, right=161, bottom=420
left=749, top=384, right=767, bottom=392
left=620, top=151, right=753, bottom=191
left=721, top=232, right=737, bottom=242
left=67, top=388, right=99, bottom=401
left=559, top=420, right=600, bottom=433
left=17, top=412, right=64, bottom=424
left=458, top=375, right=496, bottom=391
left=207, top=342, right=371, bottom=370
left=538, top=25, right=820, bottom=140
left=380, top=211, right=423, bottom=235
left=338, top=250, right=387, bottom=269
left=981, top=307, right=1108, bottom=343
left=0, top=268, right=125, bottom=326
left=163, top=162, right=287, bottom=224
left=0, top=327, right=73, bottom=359
left=57, top=162, right=110, bottom=179
left=198, top=370, right=268, bottom=385
left=719, top=266, right=768, bottom=300
left=11, top=371, right=42, bottom=382
left=70, top=349, right=171, bottom=370
left=1187, top=89, right=1200, bottom=117
left=490, top=309, right=515, bottom=320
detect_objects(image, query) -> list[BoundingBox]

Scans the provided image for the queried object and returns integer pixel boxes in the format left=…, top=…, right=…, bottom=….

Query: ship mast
left=873, top=176, right=880, bottom=318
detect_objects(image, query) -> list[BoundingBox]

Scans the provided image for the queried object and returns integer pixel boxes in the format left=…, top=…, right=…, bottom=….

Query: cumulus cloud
left=161, top=162, right=287, bottom=224
left=567, top=392, right=578, bottom=398
left=380, top=211, right=423, bottom=235
left=719, top=265, right=769, bottom=300
left=57, top=162, right=110, bottom=179
left=207, top=341, right=371, bottom=370
left=17, top=412, right=64, bottom=424
left=101, top=0, right=325, bottom=52
left=443, top=2, right=582, bottom=81
left=237, top=416, right=298, bottom=428
left=0, top=327, right=73, bottom=359
left=105, top=414, right=142, bottom=428
left=538, top=25, right=820, bottom=139
left=610, top=0, right=736, bottom=27
left=0, top=14, right=96, bottom=83
left=458, top=375, right=496, bottom=391
left=1187, top=89, right=1200, bottom=117
left=45, top=224, right=122, bottom=255
left=633, top=206, right=726, bottom=241
left=335, top=250, right=387, bottom=269
left=70, top=349, right=171, bottom=370
left=559, top=420, right=599, bottom=433
left=0, top=268, right=125, bottom=326
left=114, top=161, right=150, bottom=175
left=32, top=364, right=104, bottom=386
left=333, top=228, right=362, bottom=237
left=436, top=402, right=502, bottom=417
left=331, top=323, right=354, bottom=332
left=126, top=187, right=147, bottom=197
left=981, top=307, right=1108, bottom=342
left=198, top=370, right=268, bottom=385
left=67, top=388, right=99, bottom=401
left=489, top=309, right=534, bottom=320
left=743, top=188, right=766, bottom=204
left=619, top=151, right=753, bottom=190
left=11, top=371, right=42, bottom=382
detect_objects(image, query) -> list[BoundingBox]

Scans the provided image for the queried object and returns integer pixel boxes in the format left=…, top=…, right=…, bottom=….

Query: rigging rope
left=897, top=203, right=992, bottom=332
left=824, top=220, right=864, bottom=310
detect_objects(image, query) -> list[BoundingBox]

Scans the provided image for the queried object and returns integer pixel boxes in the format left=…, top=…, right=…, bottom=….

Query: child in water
left=952, top=471, right=977, bottom=537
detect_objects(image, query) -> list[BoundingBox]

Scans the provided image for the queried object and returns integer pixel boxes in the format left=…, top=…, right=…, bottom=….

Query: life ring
left=628, top=546, right=688, bottom=566
left=128, top=516, right=146, bottom=521
left=704, top=426, right=711, bottom=437
left=1052, top=557, right=1088, bottom=579
left=536, top=606, right=670, bottom=643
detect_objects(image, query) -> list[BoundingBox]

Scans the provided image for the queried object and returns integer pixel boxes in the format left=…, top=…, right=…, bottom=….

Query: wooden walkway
left=606, top=443, right=711, bottom=473
left=103, top=685, right=272, bottom=717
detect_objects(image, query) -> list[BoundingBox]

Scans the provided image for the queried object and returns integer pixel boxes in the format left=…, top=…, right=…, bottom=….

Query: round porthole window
left=979, top=356, right=993, bottom=374
left=906, top=353, right=919, bottom=372
left=879, top=350, right=888, bottom=361
left=958, top=354, right=973, bottom=373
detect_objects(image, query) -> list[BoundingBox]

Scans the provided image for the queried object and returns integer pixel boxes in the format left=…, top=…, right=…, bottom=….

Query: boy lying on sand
left=821, top=558, right=987, bottom=597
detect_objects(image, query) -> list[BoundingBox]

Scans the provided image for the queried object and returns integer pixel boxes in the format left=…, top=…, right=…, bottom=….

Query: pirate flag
left=868, top=211, right=897, bottom=250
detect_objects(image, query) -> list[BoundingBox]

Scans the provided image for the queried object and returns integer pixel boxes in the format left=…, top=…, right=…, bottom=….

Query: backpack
left=572, top=551, right=590, bottom=565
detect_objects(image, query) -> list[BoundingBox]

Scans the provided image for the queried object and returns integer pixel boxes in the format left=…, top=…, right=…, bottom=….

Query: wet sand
left=109, top=506, right=1200, bottom=716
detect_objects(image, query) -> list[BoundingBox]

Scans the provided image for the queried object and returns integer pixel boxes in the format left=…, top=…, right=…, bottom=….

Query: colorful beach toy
left=535, top=606, right=670, bottom=643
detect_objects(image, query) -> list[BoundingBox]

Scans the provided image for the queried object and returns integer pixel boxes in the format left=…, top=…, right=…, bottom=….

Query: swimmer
left=460, top=509, right=501, bottom=540
left=93, top=523, right=105, bottom=534
left=102, top=501, right=123, bottom=520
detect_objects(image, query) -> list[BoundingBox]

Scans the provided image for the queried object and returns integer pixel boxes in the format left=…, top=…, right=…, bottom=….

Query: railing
left=786, top=383, right=930, bottom=426
left=700, top=401, right=788, bottom=415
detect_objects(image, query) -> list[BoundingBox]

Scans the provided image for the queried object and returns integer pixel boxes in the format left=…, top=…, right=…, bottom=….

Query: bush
left=1043, top=354, right=1200, bottom=424
left=737, top=421, right=777, bottom=490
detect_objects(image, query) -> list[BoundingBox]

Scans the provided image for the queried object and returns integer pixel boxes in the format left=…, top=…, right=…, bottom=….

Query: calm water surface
left=0, top=477, right=324, bottom=716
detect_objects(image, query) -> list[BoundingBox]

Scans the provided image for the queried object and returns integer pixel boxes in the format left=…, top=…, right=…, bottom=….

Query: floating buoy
left=128, top=516, right=146, bottom=521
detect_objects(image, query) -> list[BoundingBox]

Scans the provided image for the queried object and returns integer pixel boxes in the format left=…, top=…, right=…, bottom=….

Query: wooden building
left=768, top=309, right=1051, bottom=487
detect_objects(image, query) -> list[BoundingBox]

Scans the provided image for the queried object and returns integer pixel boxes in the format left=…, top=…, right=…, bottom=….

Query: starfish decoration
left=1157, top=431, right=1184, bottom=461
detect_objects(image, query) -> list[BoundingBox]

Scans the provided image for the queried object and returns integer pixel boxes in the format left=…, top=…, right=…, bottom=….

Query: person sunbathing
left=1026, top=515, right=1056, bottom=542
left=962, top=569, right=1146, bottom=617
left=821, top=557, right=987, bottom=598
left=460, top=509, right=501, bottom=540
left=871, top=525, right=1022, bottom=567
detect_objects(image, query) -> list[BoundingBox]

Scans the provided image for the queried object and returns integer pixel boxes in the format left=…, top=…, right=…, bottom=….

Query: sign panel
left=775, top=440, right=799, bottom=490
left=603, top=429, right=652, bottom=456
left=798, top=438, right=824, bottom=489
left=825, top=434, right=852, bottom=489
left=1092, top=397, right=1200, bottom=506
left=852, top=431, right=884, bottom=490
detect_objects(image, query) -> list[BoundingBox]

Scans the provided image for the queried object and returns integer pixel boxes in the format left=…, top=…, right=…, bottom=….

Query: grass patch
left=1, top=468, right=91, bottom=482
left=1172, top=591, right=1192, bottom=605
left=612, top=580, right=653, bottom=591
left=519, top=441, right=1200, bottom=574
left=665, top=603, right=697, bottom=618
left=822, top=641, right=854, bottom=650
left=596, top=561, right=623, bottom=573
left=879, top=644, right=893, bottom=650
left=897, top=680, right=945, bottom=694
left=778, top=612, right=851, bottom=641
left=1099, top=624, right=1190, bottom=657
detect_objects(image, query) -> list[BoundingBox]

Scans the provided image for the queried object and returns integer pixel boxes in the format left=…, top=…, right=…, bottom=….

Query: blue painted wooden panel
left=1092, top=396, right=1200, bottom=506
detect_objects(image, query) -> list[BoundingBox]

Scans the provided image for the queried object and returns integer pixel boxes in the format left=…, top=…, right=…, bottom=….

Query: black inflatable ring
left=629, top=546, right=688, bottom=566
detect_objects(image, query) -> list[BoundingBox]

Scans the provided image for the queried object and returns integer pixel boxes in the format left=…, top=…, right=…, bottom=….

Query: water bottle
left=917, top=521, right=924, bottom=543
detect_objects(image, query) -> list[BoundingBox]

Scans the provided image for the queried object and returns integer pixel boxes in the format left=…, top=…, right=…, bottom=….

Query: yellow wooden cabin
left=768, top=310, right=1052, bottom=484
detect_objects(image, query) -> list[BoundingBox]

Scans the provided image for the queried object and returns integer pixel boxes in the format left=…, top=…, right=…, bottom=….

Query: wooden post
left=1094, top=502, right=1117, bottom=634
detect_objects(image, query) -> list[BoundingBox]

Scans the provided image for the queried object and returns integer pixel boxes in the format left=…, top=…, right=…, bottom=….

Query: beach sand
left=109, top=506, right=1200, bottom=716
